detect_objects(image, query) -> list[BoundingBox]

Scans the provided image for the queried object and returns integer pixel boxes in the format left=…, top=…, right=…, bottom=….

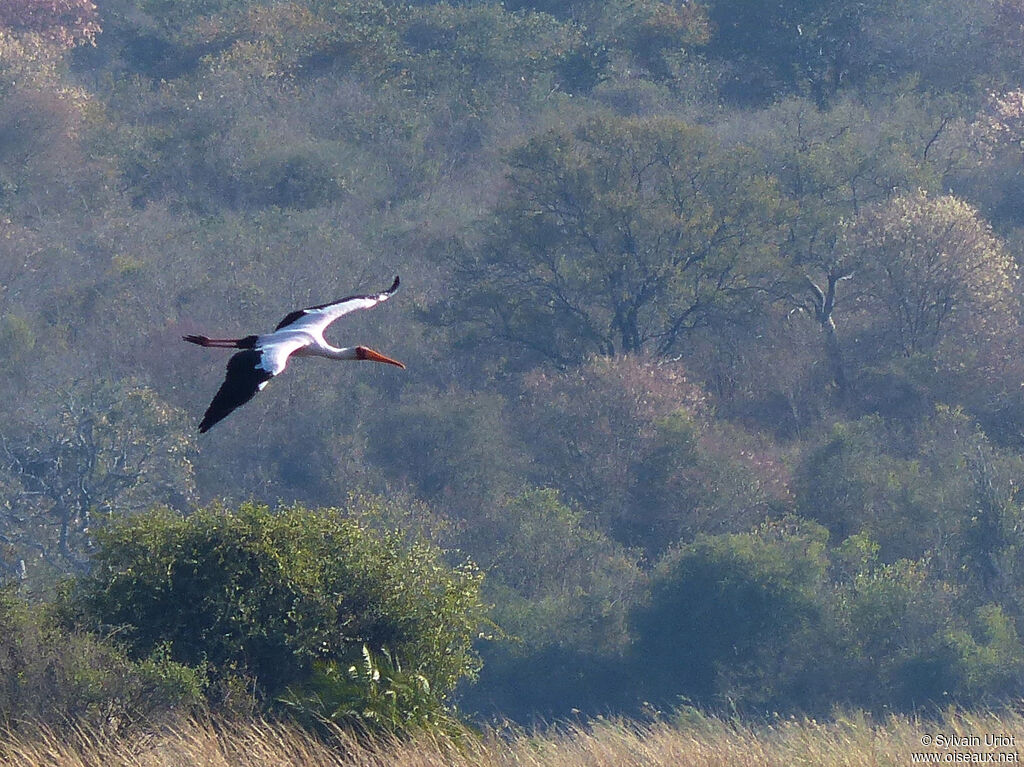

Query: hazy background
left=5, top=0, right=1024, bottom=722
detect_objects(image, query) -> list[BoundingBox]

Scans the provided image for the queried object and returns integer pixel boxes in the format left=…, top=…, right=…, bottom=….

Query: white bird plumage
left=184, top=276, right=404, bottom=433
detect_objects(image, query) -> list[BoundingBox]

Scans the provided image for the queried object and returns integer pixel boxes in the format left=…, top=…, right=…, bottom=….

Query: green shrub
left=279, top=645, right=462, bottom=735
left=630, top=518, right=1024, bottom=714
left=68, top=502, right=486, bottom=731
left=461, top=488, right=642, bottom=656
left=630, top=518, right=834, bottom=712
left=0, top=587, right=203, bottom=729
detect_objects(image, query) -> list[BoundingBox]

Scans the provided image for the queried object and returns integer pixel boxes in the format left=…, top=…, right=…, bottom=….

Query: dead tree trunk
left=805, top=270, right=853, bottom=392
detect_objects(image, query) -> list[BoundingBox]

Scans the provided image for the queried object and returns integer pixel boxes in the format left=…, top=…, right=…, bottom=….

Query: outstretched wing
left=198, top=349, right=274, bottom=433
left=274, top=275, right=400, bottom=333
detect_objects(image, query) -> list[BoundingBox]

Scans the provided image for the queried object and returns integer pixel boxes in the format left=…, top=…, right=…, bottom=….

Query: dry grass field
left=1, top=708, right=1022, bottom=767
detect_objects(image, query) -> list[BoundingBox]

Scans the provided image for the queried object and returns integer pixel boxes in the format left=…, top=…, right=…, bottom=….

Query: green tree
left=443, top=115, right=785, bottom=368
left=951, top=604, right=1024, bottom=702
left=833, top=555, right=1024, bottom=709
left=455, top=489, right=644, bottom=721
left=795, top=407, right=1024, bottom=573
left=70, top=502, right=485, bottom=724
left=461, top=488, right=642, bottom=655
left=0, top=30, right=111, bottom=218
left=794, top=416, right=930, bottom=557
left=399, top=3, right=579, bottom=103
left=911, top=408, right=1024, bottom=601
left=363, top=387, right=526, bottom=512
left=867, top=0, right=1011, bottom=94
left=705, top=0, right=897, bottom=104
left=604, top=0, right=709, bottom=82
left=631, top=518, right=832, bottom=712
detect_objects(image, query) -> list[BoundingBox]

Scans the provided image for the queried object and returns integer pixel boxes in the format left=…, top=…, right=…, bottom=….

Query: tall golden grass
left=1, top=708, right=1022, bottom=767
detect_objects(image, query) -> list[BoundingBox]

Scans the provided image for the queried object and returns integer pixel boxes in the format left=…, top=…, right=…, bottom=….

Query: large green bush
left=631, top=518, right=832, bottom=712
left=68, top=502, right=486, bottom=729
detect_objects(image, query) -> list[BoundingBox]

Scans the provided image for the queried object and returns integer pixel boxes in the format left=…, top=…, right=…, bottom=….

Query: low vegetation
left=2, top=709, right=1023, bottom=767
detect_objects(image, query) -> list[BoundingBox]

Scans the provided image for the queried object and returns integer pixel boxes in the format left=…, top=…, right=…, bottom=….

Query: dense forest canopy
left=3, top=0, right=1024, bottom=728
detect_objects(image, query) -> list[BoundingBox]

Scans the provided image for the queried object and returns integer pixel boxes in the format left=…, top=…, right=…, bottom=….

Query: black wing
left=274, top=275, right=400, bottom=331
left=198, top=349, right=274, bottom=433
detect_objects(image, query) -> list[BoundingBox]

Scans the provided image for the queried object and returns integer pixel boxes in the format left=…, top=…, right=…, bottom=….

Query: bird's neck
left=319, top=344, right=359, bottom=361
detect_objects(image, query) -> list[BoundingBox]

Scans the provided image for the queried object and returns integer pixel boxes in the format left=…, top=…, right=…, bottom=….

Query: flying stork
left=184, top=276, right=404, bottom=433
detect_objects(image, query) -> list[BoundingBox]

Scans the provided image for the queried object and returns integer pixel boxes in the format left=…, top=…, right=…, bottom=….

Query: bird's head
left=356, top=346, right=405, bottom=368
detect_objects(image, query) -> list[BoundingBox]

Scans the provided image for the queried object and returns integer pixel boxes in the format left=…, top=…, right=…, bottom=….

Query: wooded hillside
left=3, top=0, right=1024, bottom=727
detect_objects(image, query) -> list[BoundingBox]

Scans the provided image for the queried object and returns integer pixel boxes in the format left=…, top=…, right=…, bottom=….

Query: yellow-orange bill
left=357, top=346, right=406, bottom=368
